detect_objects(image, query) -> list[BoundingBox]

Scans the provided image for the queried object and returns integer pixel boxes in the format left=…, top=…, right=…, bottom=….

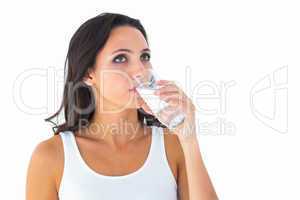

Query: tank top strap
left=59, top=131, right=79, bottom=170
left=149, top=125, right=168, bottom=163
left=147, top=126, right=177, bottom=188
left=148, top=125, right=163, bottom=156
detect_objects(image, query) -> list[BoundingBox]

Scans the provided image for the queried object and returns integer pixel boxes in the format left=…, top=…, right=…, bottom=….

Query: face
left=84, top=26, right=152, bottom=112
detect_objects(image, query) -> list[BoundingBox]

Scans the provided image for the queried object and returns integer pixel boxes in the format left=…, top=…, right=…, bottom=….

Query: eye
left=140, top=53, right=151, bottom=62
left=113, top=54, right=127, bottom=63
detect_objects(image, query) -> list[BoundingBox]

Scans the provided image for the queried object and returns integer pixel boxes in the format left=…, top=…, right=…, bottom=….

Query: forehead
left=102, top=26, right=148, bottom=52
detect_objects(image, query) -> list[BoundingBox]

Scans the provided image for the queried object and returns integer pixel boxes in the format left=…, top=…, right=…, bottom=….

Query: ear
left=83, top=68, right=94, bottom=86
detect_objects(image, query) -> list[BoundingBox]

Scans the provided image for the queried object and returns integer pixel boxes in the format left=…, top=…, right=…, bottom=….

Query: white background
left=0, top=0, right=299, bottom=199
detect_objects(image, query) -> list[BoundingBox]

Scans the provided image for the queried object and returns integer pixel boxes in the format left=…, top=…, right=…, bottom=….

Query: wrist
left=177, top=132, right=199, bottom=146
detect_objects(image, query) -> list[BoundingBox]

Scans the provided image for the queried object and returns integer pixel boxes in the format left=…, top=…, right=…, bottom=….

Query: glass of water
left=132, top=68, right=186, bottom=130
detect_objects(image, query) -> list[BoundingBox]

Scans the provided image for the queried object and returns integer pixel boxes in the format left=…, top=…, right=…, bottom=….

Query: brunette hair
left=45, top=12, right=166, bottom=135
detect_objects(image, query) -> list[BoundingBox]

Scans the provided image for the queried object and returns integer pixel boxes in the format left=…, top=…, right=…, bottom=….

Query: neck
left=78, top=108, right=147, bottom=148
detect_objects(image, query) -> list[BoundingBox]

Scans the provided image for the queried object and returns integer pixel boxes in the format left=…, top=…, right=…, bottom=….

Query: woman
left=26, top=12, right=218, bottom=200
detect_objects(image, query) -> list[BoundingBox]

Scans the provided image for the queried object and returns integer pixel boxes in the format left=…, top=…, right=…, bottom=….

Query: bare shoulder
left=32, top=134, right=62, bottom=157
left=26, top=134, right=64, bottom=199
left=29, top=134, right=63, bottom=171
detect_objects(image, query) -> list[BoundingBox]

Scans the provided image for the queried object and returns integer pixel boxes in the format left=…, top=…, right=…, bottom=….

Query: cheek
left=98, top=72, right=132, bottom=99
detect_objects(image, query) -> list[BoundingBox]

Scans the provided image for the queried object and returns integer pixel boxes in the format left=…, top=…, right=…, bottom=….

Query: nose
left=130, top=64, right=148, bottom=84
left=133, top=74, right=141, bottom=80
left=133, top=63, right=146, bottom=75
left=131, top=72, right=144, bottom=87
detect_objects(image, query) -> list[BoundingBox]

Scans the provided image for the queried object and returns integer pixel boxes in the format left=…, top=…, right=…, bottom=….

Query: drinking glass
left=132, top=68, right=186, bottom=130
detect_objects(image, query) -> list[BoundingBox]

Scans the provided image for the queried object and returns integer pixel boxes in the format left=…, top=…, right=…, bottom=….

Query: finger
left=154, top=84, right=181, bottom=95
left=156, top=79, right=173, bottom=85
left=158, top=104, right=183, bottom=116
left=159, top=93, right=186, bottom=106
left=163, top=98, right=181, bottom=107
left=156, top=88, right=185, bottom=100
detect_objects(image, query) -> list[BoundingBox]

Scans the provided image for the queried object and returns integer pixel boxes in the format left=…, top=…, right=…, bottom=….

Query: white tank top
left=58, top=125, right=178, bottom=200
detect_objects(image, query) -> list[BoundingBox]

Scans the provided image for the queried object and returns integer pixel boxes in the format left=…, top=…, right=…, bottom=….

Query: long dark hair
left=45, top=12, right=166, bottom=135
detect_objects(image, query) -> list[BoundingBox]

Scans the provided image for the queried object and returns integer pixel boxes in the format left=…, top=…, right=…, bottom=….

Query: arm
left=155, top=79, right=218, bottom=200
left=178, top=135, right=218, bottom=200
left=168, top=129, right=217, bottom=200
left=26, top=139, right=59, bottom=200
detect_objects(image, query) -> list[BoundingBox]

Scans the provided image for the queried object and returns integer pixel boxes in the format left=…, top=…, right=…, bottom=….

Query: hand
left=154, top=80, right=197, bottom=142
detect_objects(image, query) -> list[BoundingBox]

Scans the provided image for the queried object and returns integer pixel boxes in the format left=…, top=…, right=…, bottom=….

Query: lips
left=129, top=87, right=137, bottom=92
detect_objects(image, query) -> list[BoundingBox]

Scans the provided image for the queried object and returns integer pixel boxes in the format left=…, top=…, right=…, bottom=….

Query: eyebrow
left=112, top=48, right=151, bottom=54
